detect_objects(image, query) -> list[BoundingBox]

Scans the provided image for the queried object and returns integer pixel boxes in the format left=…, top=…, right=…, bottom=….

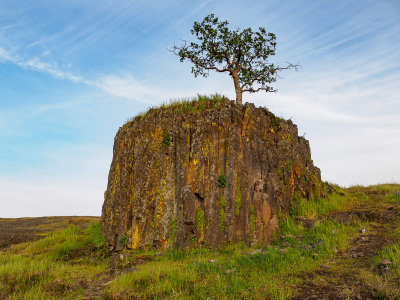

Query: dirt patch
left=291, top=192, right=400, bottom=299
left=0, top=216, right=99, bottom=250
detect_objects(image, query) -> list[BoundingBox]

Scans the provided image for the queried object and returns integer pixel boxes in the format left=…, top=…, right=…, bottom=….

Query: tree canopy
left=171, top=14, right=298, bottom=105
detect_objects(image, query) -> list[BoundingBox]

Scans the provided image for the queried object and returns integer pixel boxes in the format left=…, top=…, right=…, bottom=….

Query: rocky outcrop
left=101, top=99, right=323, bottom=250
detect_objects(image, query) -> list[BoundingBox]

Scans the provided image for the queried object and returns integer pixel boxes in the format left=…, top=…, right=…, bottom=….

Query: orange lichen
left=290, top=171, right=295, bottom=195
left=295, top=166, right=301, bottom=178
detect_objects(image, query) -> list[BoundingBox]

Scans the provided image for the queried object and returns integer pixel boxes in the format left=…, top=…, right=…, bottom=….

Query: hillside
left=1, top=184, right=399, bottom=299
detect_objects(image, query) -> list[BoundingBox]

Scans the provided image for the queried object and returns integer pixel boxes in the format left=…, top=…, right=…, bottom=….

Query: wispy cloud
left=1, top=0, right=399, bottom=217
left=95, top=74, right=161, bottom=104
left=0, top=45, right=163, bottom=104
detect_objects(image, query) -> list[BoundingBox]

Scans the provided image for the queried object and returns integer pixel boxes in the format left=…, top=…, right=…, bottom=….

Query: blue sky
left=1, top=0, right=399, bottom=217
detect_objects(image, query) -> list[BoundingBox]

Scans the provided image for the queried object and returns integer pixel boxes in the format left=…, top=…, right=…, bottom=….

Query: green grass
left=378, top=242, right=400, bottom=275
left=292, top=185, right=350, bottom=218
left=105, top=190, right=365, bottom=299
left=386, top=191, right=400, bottom=203
left=3, top=184, right=399, bottom=299
left=105, top=216, right=360, bottom=299
left=1, top=221, right=107, bottom=299
left=15, top=222, right=107, bottom=262
left=126, top=93, right=227, bottom=124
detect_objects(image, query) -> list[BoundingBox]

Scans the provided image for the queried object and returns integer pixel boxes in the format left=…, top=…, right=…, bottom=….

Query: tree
left=171, top=14, right=299, bottom=105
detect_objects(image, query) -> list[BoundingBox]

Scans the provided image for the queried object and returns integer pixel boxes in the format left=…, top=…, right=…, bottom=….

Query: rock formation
left=101, top=99, right=323, bottom=250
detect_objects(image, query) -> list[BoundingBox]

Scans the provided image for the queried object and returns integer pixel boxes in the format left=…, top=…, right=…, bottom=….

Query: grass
left=378, top=242, right=400, bottom=275
left=105, top=190, right=365, bottom=299
left=15, top=222, right=108, bottom=261
left=292, top=184, right=350, bottom=218
left=2, top=184, right=400, bottom=299
left=0, top=222, right=108, bottom=299
left=126, top=93, right=228, bottom=124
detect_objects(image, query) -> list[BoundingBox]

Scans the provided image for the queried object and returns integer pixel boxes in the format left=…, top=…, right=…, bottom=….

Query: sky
left=1, top=0, right=399, bottom=218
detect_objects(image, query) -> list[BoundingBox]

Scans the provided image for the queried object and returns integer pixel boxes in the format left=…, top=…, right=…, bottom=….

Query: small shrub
left=218, top=173, right=227, bottom=188
left=119, top=235, right=127, bottom=246
left=162, top=131, right=170, bottom=147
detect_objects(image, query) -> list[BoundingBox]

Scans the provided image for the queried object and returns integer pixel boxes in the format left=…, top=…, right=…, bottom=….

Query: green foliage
left=171, top=14, right=298, bottom=104
left=386, top=191, right=400, bottom=203
left=162, top=130, right=170, bottom=147
left=219, top=196, right=226, bottom=232
left=235, top=177, right=241, bottom=216
left=377, top=241, right=400, bottom=275
left=169, top=218, right=177, bottom=243
left=195, top=209, right=205, bottom=235
left=218, top=173, right=226, bottom=188
left=289, top=200, right=297, bottom=218
left=270, top=115, right=282, bottom=132
left=120, top=235, right=128, bottom=246
left=295, top=193, right=346, bottom=218
left=304, top=174, right=309, bottom=183
left=250, top=204, right=256, bottom=231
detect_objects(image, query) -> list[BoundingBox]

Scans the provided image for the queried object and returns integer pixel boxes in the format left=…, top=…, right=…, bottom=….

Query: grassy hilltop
left=1, top=183, right=400, bottom=299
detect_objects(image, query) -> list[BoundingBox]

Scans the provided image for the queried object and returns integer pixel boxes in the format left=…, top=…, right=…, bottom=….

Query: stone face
left=101, top=100, right=323, bottom=250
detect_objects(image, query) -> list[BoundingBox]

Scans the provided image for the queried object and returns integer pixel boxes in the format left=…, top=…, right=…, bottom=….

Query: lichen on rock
left=101, top=98, right=323, bottom=250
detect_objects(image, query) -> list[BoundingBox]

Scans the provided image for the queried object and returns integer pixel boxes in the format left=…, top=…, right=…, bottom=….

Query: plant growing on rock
left=218, top=173, right=227, bottom=188
left=171, top=14, right=299, bottom=105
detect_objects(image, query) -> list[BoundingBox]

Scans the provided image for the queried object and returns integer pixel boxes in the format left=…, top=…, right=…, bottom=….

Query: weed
left=162, top=130, right=170, bottom=147
left=270, top=115, right=283, bottom=132
left=235, top=177, right=241, bottom=216
left=377, top=241, right=400, bottom=275
left=169, top=218, right=177, bottom=243
left=250, top=204, right=256, bottom=231
left=219, top=196, right=226, bottom=232
left=218, top=173, right=226, bottom=188
left=386, top=191, right=400, bottom=203
left=295, top=192, right=346, bottom=218
left=120, top=235, right=128, bottom=247
left=195, top=209, right=205, bottom=238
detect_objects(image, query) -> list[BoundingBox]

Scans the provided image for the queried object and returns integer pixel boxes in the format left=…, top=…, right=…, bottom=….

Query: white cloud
left=0, top=179, right=103, bottom=217
left=94, top=74, right=161, bottom=104
left=0, top=46, right=163, bottom=104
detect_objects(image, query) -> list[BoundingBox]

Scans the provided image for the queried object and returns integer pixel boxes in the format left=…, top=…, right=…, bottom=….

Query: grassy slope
left=0, top=223, right=108, bottom=299
left=1, top=184, right=399, bottom=299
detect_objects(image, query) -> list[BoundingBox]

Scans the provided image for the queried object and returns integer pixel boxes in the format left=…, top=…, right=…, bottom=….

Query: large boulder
left=101, top=100, right=323, bottom=250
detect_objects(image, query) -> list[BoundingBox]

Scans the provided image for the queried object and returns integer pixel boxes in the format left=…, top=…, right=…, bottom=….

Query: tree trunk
left=232, top=73, right=243, bottom=105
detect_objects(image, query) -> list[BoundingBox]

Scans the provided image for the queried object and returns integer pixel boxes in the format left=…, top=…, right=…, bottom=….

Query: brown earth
left=0, top=216, right=99, bottom=250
